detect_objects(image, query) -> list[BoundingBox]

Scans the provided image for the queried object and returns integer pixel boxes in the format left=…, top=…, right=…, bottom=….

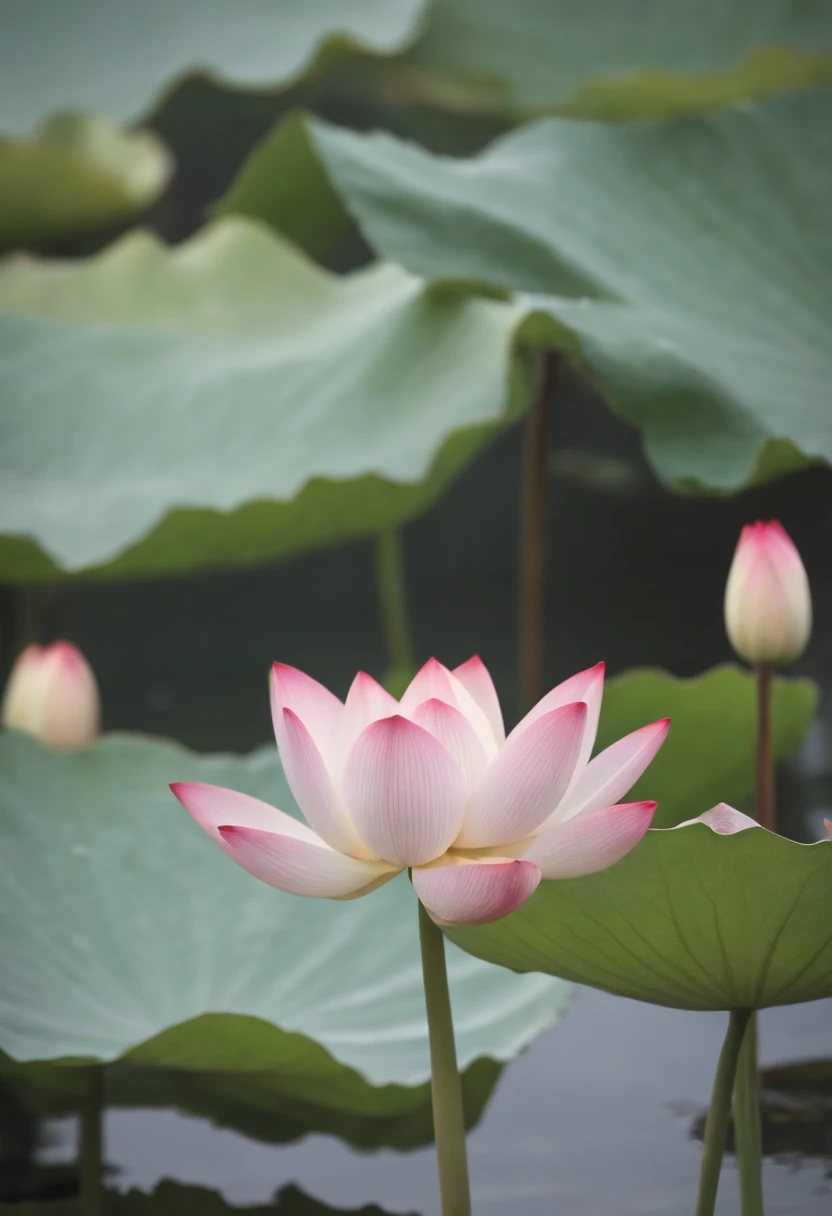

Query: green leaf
left=0, top=0, right=427, bottom=133
left=211, top=112, right=355, bottom=262
left=449, top=824, right=832, bottom=1011
left=599, top=666, right=817, bottom=828
left=404, top=0, right=832, bottom=120
left=6, top=0, right=829, bottom=137
left=0, top=114, right=171, bottom=250
left=0, top=218, right=528, bottom=580
left=0, top=1181, right=403, bottom=1216
left=0, top=731, right=568, bottom=1097
left=247, top=89, right=832, bottom=491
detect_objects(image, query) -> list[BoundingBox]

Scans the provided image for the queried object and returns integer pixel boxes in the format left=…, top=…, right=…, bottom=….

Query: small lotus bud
left=1, top=641, right=100, bottom=749
left=724, top=520, right=812, bottom=667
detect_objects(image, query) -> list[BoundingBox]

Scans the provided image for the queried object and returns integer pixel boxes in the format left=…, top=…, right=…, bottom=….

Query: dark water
left=4, top=365, right=831, bottom=1212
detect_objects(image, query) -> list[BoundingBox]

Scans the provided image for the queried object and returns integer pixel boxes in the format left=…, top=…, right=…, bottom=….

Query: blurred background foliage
left=1, top=0, right=831, bottom=584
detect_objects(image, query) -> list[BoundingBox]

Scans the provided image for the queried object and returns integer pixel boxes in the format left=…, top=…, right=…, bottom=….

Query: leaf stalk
left=696, top=1008, right=752, bottom=1216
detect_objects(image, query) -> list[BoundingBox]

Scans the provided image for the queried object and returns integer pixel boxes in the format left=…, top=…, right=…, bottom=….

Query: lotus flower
left=172, top=658, right=669, bottom=926
left=724, top=520, right=811, bottom=667
left=1, top=640, right=100, bottom=750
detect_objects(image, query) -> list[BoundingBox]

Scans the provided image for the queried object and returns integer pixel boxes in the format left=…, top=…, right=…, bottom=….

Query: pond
left=4, top=393, right=831, bottom=1214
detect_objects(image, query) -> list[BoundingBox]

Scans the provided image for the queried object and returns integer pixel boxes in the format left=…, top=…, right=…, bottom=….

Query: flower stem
left=519, top=352, right=561, bottom=713
left=0, top=583, right=50, bottom=665
left=734, top=1012, right=765, bottom=1215
left=418, top=899, right=472, bottom=1216
left=755, top=664, right=774, bottom=832
left=374, top=528, right=416, bottom=697
left=79, top=1066, right=104, bottom=1216
left=696, top=1008, right=752, bottom=1216
left=730, top=663, right=772, bottom=1215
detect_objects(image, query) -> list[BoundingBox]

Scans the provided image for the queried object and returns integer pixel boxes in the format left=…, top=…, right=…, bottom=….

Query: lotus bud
left=724, top=520, right=811, bottom=667
left=1, top=641, right=100, bottom=749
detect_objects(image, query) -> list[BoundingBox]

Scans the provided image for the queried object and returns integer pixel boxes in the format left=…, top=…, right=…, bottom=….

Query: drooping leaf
left=449, top=824, right=832, bottom=1011
left=232, top=89, right=832, bottom=491
left=0, top=1181, right=406, bottom=1216
left=0, top=0, right=427, bottom=134
left=403, top=0, right=832, bottom=119
left=0, top=218, right=528, bottom=580
left=0, top=114, right=171, bottom=250
left=4, top=0, right=830, bottom=138
left=599, top=666, right=817, bottom=828
left=0, top=732, right=567, bottom=1099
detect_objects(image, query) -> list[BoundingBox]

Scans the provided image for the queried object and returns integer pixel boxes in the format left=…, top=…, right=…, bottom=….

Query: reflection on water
left=4, top=377, right=832, bottom=1213
left=691, top=1057, right=832, bottom=1176
left=0, top=1178, right=411, bottom=1214
left=2, top=992, right=829, bottom=1215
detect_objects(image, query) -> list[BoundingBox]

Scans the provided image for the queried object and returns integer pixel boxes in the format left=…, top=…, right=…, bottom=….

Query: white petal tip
left=674, top=804, right=761, bottom=834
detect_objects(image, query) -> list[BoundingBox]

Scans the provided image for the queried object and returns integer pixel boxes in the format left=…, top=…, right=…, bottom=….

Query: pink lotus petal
left=674, top=803, right=761, bottom=834
left=413, top=856, right=541, bottom=926
left=171, top=781, right=316, bottom=844
left=341, top=671, right=399, bottom=760
left=343, top=714, right=467, bottom=867
left=522, top=800, right=656, bottom=878
left=281, top=709, right=372, bottom=858
left=270, top=663, right=344, bottom=770
left=399, top=658, right=460, bottom=714
left=825, top=819, right=832, bottom=840
left=512, top=663, right=605, bottom=778
left=452, top=656, right=505, bottom=744
left=412, top=697, right=490, bottom=796
left=217, top=824, right=399, bottom=899
left=456, top=702, right=588, bottom=848
left=548, top=717, right=670, bottom=826
left=399, top=657, right=496, bottom=754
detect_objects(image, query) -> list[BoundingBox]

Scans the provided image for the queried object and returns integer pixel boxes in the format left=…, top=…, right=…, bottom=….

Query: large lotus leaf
left=0, top=731, right=567, bottom=1097
left=0, top=1181, right=404, bottom=1216
left=4, top=0, right=830, bottom=136
left=0, top=0, right=426, bottom=135
left=231, top=89, right=832, bottom=492
left=449, top=825, right=832, bottom=1011
left=0, top=218, right=528, bottom=580
left=0, top=114, right=171, bottom=250
left=0, top=1052, right=500, bottom=1151
left=599, top=666, right=817, bottom=829
left=404, top=0, right=832, bottom=120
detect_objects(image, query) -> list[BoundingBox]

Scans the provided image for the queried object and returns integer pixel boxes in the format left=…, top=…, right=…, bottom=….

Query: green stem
left=755, top=664, right=774, bottom=832
left=418, top=899, right=471, bottom=1216
left=79, top=1066, right=104, bottom=1216
left=374, top=528, right=415, bottom=695
left=0, top=583, right=51, bottom=665
left=734, top=1012, right=765, bottom=1215
left=729, top=664, right=772, bottom=1215
left=519, top=352, right=561, bottom=713
left=696, top=1008, right=752, bottom=1216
